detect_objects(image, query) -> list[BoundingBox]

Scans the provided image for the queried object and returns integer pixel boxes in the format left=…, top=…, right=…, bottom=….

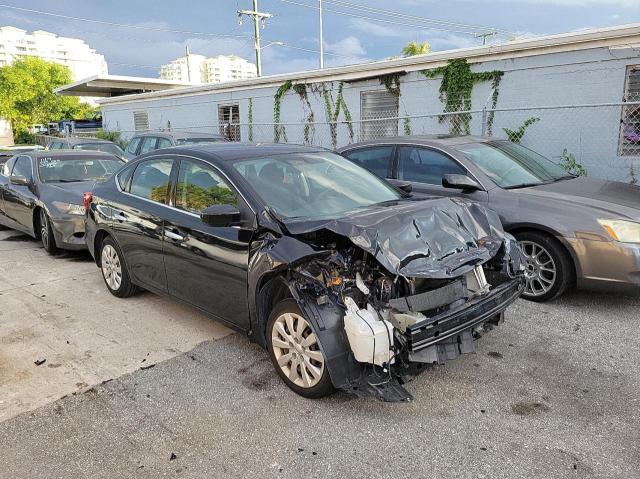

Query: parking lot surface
left=0, top=229, right=232, bottom=422
left=0, top=228, right=639, bottom=478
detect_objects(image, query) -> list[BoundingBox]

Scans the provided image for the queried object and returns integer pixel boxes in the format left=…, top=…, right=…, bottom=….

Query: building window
left=133, top=111, right=149, bottom=132
left=619, top=65, right=640, bottom=156
left=218, top=104, right=240, bottom=141
left=360, top=90, right=399, bottom=141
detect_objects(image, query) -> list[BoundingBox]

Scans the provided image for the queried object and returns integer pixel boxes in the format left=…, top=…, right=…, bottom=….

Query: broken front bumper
left=406, top=278, right=524, bottom=355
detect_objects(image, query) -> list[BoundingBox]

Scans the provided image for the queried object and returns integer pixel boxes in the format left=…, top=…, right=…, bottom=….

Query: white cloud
left=349, top=18, right=406, bottom=38
left=324, top=36, right=367, bottom=57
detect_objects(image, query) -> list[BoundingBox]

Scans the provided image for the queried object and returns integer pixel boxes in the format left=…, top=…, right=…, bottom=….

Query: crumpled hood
left=284, top=197, right=507, bottom=279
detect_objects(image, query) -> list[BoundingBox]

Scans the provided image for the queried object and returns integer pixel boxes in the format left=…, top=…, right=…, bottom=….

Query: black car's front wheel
left=515, top=231, right=573, bottom=302
left=266, top=299, right=334, bottom=399
left=39, top=210, right=59, bottom=255
left=100, top=236, right=139, bottom=298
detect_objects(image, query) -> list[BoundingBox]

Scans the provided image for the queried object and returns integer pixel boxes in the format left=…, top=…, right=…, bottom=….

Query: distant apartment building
left=0, top=26, right=108, bottom=80
left=160, top=50, right=257, bottom=84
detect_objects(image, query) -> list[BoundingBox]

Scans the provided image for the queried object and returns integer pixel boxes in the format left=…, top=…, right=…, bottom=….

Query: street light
left=259, top=41, right=284, bottom=51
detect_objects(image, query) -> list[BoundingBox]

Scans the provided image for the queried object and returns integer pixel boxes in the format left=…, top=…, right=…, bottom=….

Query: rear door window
left=175, top=159, right=237, bottom=214
left=342, top=146, right=393, bottom=178
left=125, top=137, right=142, bottom=156
left=1, top=157, right=16, bottom=176
left=129, top=159, right=173, bottom=203
left=138, top=136, right=158, bottom=155
left=156, top=137, right=172, bottom=149
left=397, top=146, right=466, bottom=185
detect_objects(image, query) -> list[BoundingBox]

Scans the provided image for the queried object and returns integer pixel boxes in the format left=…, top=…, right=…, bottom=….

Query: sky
left=1, top=0, right=639, bottom=78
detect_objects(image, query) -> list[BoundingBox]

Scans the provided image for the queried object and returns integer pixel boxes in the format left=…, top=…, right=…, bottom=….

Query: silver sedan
left=339, top=136, right=640, bottom=302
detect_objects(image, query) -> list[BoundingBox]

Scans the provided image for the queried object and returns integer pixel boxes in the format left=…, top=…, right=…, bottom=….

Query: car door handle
left=164, top=230, right=185, bottom=242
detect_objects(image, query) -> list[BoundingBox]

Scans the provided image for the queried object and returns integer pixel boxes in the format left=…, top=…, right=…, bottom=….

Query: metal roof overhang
left=54, top=75, right=193, bottom=98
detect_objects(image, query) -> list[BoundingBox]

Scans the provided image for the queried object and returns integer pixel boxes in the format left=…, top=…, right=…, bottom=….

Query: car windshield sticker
left=39, top=158, right=60, bottom=168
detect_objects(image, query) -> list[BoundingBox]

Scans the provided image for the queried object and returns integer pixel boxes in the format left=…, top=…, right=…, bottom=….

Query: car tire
left=266, top=299, right=334, bottom=399
left=39, top=209, right=59, bottom=255
left=99, top=236, right=139, bottom=298
left=514, top=231, right=573, bottom=302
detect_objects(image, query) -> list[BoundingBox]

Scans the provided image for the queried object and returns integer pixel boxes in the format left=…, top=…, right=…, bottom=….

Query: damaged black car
left=84, top=143, right=525, bottom=402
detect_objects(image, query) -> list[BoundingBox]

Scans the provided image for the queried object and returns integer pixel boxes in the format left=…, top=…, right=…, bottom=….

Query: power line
left=323, top=0, right=511, bottom=34
left=0, top=3, right=250, bottom=39
left=276, top=0, right=510, bottom=36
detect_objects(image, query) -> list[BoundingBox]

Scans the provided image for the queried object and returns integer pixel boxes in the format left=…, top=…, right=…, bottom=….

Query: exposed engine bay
left=255, top=197, right=526, bottom=402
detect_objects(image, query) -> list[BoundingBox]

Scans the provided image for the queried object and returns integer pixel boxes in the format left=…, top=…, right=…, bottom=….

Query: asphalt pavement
left=1, top=277, right=639, bottom=478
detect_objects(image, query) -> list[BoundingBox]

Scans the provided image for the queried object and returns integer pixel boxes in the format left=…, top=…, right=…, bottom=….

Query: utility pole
left=237, top=0, right=272, bottom=77
left=475, top=31, right=497, bottom=46
left=318, top=0, right=324, bottom=69
left=185, top=45, right=191, bottom=83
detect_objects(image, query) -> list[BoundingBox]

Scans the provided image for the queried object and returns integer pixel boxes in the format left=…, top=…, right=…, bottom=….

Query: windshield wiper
left=505, top=175, right=576, bottom=189
left=503, top=182, right=542, bottom=190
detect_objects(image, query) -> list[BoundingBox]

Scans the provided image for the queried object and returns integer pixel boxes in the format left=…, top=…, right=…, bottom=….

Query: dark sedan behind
left=0, top=150, right=123, bottom=253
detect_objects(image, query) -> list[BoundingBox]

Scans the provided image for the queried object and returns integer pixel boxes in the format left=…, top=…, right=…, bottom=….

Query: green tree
left=0, top=57, right=91, bottom=142
left=402, top=41, right=430, bottom=57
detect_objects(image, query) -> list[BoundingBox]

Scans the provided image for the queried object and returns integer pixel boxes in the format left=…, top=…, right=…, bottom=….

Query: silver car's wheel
left=101, top=244, right=122, bottom=291
left=519, top=240, right=556, bottom=297
left=271, top=312, right=325, bottom=389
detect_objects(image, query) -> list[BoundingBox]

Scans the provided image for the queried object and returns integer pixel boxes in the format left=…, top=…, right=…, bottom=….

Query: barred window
left=218, top=104, right=240, bottom=141
left=360, top=90, right=399, bottom=140
left=619, top=66, right=640, bottom=156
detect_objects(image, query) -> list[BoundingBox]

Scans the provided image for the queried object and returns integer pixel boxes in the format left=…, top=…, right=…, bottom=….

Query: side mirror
left=394, top=181, right=413, bottom=194
left=201, top=204, right=241, bottom=227
left=442, top=174, right=482, bottom=191
left=10, top=175, right=31, bottom=186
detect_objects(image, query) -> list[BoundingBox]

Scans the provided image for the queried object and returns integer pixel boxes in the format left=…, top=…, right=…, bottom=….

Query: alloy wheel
left=40, top=210, right=49, bottom=249
left=101, top=244, right=123, bottom=291
left=271, top=312, right=324, bottom=388
left=519, top=240, right=557, bottom=297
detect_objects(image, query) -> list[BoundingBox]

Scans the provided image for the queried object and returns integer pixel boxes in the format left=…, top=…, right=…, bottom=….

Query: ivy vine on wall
left=292, top=83, right=315, bottom=145
left=273, top=79, right=355, bottom=147
left=421, top=58, right=503, bottom=135
left=273, top=80, right=292, bottom=143
left=314, top=81, right=354, bottom=149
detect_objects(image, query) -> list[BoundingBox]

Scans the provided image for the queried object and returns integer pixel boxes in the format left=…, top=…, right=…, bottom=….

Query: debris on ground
left=34, top=358, right=46, bottom=366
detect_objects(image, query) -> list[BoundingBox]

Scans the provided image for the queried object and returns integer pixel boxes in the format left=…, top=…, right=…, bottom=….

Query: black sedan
left=85, top=143, right=524, bottom=401
left=0, top=150, right=123, bottom=253
left=339, top=136, right=640, bottom=302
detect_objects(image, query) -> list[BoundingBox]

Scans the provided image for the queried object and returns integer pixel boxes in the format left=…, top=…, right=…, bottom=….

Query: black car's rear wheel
left=266, top=299, right=334, bottom=399
left=39, top=210, right=59, bottom=255
left=99, top=236, right=139, bottom=298
left=515, top=231, right=573, bottom=302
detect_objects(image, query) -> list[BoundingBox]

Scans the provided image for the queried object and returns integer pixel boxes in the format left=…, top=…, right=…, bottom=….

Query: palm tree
left=402, top=41, right=430, bottom=57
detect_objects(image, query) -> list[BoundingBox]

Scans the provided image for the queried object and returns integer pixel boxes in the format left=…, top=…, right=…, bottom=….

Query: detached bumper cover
left=406, top=278, right=524, bottom=353
left=51, top=215, right=86, bottom=250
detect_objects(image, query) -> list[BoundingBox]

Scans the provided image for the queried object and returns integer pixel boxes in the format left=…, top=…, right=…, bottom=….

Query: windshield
left=175, top=137, right=226, bottom=145
left=233, top=151, right=401, bottom=220
left=74, top=142, right=124, bottom=157
left=38, top=156, right=123, bottom=183
left=456, top=141, right=572, bottom=188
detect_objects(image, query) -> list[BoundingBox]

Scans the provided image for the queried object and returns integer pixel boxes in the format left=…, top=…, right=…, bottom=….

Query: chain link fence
left=37, top=100, right=640, bottom=182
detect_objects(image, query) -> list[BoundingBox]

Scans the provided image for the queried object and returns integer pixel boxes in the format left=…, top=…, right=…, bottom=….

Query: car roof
left=141, top=142, right=327, bottom=162
left=135, top=131, right=225, bottom=140
left=337, top=135, right=492, bottom=151
left=28, top=150, right=120, bottom=160
left=57, top=137, right=114, bottom=145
